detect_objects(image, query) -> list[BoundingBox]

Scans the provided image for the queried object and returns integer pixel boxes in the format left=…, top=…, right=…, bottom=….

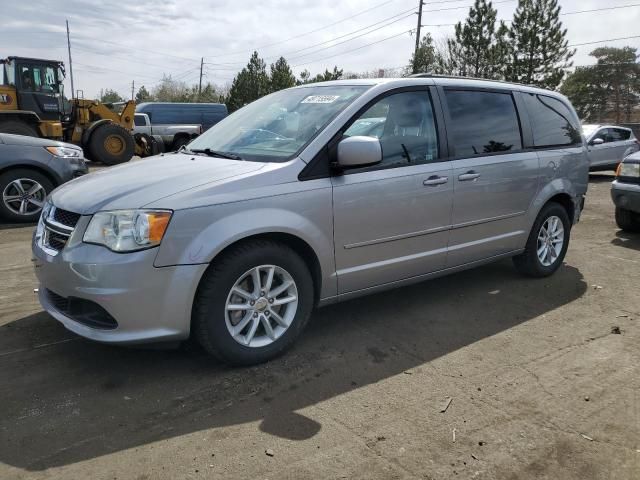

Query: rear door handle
left=423, top=176, right=448, bottom=186
left=458, top=171, right=480, bottom=181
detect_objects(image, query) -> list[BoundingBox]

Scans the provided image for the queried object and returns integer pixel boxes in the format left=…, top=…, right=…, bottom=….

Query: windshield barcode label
left=301, top=95, right=340, bottom=104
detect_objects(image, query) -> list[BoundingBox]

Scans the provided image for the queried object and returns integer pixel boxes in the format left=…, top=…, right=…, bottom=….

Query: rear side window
left=522, top=93, right=581, bottom=147
left=444, top=90, right=522, bottom=157
left=611, top=128, right=631, bottom=141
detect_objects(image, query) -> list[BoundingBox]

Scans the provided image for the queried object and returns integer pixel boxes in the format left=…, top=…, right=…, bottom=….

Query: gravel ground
left=0, top=172, right=638, bottom=479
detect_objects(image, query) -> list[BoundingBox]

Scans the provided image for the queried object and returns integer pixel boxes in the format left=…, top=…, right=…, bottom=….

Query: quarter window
left=344, top=91, right=439, bottom=167
left=522, top=93, right=581, bottom=147
left=444, top=90, right=522, bottom=157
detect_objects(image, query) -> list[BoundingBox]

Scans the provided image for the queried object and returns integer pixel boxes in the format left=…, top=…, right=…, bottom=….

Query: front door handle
left=458, top=171, right=481, bottom=181
left=423, top=175, right=448, bottom=186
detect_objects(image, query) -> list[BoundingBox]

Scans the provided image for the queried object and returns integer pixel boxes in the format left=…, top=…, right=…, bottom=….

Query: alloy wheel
left=537, top=215, right=564, bottom=267
left=2, top=178, right=46, bottom=216
left=224, top=265, right=299, bottom=348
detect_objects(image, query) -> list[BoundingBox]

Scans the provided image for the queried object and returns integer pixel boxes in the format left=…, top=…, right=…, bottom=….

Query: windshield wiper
left=189, top=148, right=243, bottom=160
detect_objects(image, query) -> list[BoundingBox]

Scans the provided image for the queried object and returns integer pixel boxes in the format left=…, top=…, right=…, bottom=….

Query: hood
left=50, top=153, right=266, bottom=214
left=0, top=133, right=78, bottom=149
left=624, top=151, right=640, bottom=163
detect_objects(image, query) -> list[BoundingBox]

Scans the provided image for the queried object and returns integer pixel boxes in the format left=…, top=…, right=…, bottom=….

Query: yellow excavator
left=0, top=56, right=148, bottom=164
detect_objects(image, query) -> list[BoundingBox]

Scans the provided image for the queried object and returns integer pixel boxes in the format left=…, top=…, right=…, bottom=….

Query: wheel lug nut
left=260, top=291, right=265, bottom=296
left=253, top=312, right=258, bottom=317
left=250, top=300, right=255, bottom=306
left=265, top=311, right=270, bottom=316
left=268, top=298, right=274, bottom=303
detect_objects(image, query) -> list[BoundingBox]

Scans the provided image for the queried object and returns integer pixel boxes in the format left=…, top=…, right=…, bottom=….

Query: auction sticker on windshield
left=301, top=95, right=340, bottom=104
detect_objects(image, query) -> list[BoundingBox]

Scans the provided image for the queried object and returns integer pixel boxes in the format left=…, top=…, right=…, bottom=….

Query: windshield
left=187, top=85, right=370, bottom=162
left=582, top=125, right=599, bottom=137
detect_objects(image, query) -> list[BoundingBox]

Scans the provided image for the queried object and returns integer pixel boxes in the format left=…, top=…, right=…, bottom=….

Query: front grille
left=47, top=230, right=68, bottom=250
left=52, top=207, right=81, bottom=228
left=45, top=289, right=118, bottom=330
left=40, top=205, right=81, bottom=254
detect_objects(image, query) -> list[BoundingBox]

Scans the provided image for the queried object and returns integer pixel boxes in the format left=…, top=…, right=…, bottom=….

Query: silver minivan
left=32, top=77, right=589, bottom=365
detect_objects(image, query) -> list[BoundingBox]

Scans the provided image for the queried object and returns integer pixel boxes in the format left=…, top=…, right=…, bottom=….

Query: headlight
left=83, top=210, right=172, bottom=252
left=617, top=162, right=640, bottom=177
left=45, top=146, right=83, bottom=159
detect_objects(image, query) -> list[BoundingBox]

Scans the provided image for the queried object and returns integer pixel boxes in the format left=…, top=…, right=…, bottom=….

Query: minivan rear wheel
left=513, top=202, right=570, bottom=277
left=193, top=240, right=314, bottom=366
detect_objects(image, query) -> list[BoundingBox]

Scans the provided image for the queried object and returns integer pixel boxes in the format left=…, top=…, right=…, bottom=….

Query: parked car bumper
left=32, top=231, right=207, bottom=344
left=611, top=180, right=640, bottom=213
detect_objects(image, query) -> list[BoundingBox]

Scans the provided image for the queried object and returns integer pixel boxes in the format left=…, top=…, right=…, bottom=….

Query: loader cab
left=2, top=57, right=64, bottom=121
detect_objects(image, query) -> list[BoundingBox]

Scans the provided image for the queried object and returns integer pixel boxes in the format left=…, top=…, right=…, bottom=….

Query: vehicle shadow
left=588, top=173, right=615, bottom=184
left=0, top=260, right=587, bottom=471
left=611, top=229, right=640, bottom=251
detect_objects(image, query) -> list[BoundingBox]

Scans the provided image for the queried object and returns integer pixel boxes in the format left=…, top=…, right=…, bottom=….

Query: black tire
left=0, top=168, right=53, bottom=223
left=0, top=120, right=39, bottom=137
left=88, top=123, right=135, bottom=165
left=513, top=202, right=571, bottom=278
left=193, top=240, right=315, bottom=366
left=171, top=135, right=190, bottom=151
left=615, top=206, right=640, bottom=232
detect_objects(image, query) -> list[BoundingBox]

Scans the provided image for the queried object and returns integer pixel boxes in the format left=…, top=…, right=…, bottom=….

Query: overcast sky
left=2, top=0, right=639, bottom=99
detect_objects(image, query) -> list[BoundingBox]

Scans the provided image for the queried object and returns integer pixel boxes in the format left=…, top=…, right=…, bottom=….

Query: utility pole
left=198, top=57, right=204, bottom=98
left=413, top=0, right=424, bottom=73
left=66, top=20, right=75, bottom=99
left=131, top=80, right=135, bottom=101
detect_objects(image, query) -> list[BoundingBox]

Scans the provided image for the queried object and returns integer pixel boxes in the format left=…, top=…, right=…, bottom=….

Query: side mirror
left=591, top=137, right=604, bottom=145
left=337, top=136, right=382, bottom=168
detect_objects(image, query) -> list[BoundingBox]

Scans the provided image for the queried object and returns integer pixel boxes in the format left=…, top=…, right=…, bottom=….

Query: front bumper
left=32, top=221, right=208, bottom=345
left=611, top=180, right=640, bottom=214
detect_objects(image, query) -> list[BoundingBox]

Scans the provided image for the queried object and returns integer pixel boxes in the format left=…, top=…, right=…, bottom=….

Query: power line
left=203, top=0, right=398, bottom=59
left=562, top=3, right=640, bottom=16
left=422, top=2, right=640, bottom=26
left=285, top=13, right=415, bottom=62
left=203, top=0, right=515, bottom=61
left=265, top=9, right=416, bottom=60
left=292, top=29, right=415, bottom=68
left=569, top=35, right=640, bottom=48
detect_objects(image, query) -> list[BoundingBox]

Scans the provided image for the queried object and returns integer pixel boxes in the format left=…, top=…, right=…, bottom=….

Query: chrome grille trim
left=37, top=204, right=79, bottom=256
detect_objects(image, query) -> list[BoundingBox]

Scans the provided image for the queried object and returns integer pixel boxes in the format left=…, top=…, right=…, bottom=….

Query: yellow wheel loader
left=0, top=56, right=147, bottom=164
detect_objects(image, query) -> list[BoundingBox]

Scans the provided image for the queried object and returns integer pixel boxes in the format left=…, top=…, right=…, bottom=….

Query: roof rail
left=408, top=72, right=546, bottom=89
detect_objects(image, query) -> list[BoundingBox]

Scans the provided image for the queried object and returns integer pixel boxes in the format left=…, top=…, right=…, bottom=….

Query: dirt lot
left=0, top=173, right=638, bottom=480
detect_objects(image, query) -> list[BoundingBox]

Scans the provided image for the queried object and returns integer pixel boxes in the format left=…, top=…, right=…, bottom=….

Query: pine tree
left=310, top=66, right=343, bottom=83
left=227, top=51, right=270, bottom=111
left=447, top=0, right=506, bottom=78
left=269, top=57, right=296, bottom=92
left=410, top=34, right=437, bottom=74
left=508, top=0, right=574, bottom=89
left=491, top=22, right=514, bottom=80
left=135, top=85, right=152, bottom=103
left=99, top=88, right=124, bottom=103
left=297, top=69, right=311, bottom=85
left=561, top=46, right=639, bottom=122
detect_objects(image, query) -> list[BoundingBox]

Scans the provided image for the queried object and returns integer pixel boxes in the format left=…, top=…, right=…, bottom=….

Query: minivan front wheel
left=193, top=240, right=314, bottom=365
left=513, top=202, right=570, bottom=277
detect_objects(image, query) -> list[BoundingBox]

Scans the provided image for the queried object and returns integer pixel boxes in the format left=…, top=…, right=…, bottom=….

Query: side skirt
left=317, top=249, right=525, bottom=307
